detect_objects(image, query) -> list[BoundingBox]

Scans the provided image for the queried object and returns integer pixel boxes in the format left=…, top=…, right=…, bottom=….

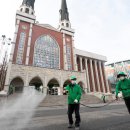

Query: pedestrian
left=12, top=85, right=15, bottom=93
left=65, top=76, right=82, bottom=130
left=115, top=72, right=130, bottom=114
left=101, top=94, right=106, bottom=103
left=9, top=85, right=13, bottom=95
left=40, top=86, right=43, bottom=93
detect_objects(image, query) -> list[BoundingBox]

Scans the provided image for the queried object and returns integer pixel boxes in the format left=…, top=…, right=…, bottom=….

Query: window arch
left=33, top=35, right=60, bottom=69
left=16, top=32, right=26, bottom=64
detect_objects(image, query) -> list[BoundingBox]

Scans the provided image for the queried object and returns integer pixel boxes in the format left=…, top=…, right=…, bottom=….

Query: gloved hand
left=74, top=99, right=78, bottom=103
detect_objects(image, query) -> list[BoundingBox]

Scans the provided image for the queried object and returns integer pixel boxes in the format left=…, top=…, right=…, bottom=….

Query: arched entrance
left=63, top=79, right=71, bottom=95
left=29, top=77, right=43, bottom=92
left=10, top=77, right=24, bottom=93
left=47, top=78, right=60, bottom=95
left=78, top=81, right=85, bottom=94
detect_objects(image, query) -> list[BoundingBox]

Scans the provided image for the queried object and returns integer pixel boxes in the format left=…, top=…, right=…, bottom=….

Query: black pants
left=68, top=104, right=81, bottom=127
left=103, top=98, right=106, bottom=103
left=124, top=97, right=130, bottom=114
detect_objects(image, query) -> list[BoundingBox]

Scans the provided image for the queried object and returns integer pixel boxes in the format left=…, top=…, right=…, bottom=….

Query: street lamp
left=1, top=35, right=11, bottom=45
left=0, top=35, right=12, bottom=64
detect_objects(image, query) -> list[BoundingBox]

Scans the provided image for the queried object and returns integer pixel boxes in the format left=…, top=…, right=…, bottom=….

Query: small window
left=62, top=23, right=64, bottom=26
left=25, top=8, right=29, bottom=14
left=20, top=8, right=23, bottom=12
left=66, top=23, right=69, bottom=27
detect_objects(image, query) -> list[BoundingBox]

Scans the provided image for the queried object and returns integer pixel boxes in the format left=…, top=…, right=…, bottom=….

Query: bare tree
left=0, top=51, right=8, bottom=91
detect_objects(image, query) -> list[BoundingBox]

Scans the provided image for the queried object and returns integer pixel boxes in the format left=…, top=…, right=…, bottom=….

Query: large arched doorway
left=29, top=77, right=43, bottom=92
left=63, top=79, right=71, bottom=95
left=10, top=77, right=24, bottom=93
left=47, top=78, right=60, bottom=95
left=78, top=81, right=85, bottom=94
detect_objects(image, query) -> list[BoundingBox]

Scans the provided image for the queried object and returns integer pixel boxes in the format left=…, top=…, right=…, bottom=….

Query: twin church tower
left=4, top=0, right=110, bottom=95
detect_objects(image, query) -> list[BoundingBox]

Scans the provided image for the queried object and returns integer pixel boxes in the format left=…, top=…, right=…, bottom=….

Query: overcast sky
left=0, top=0, right=130, bottom=64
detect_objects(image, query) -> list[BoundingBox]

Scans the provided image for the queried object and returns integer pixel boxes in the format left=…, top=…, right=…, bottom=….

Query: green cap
left=117, top=72, right=127, bottom=78
left=70, top=76, right=77, bottom=80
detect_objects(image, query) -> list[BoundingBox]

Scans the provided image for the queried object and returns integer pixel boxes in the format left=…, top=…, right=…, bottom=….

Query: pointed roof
left=22, top=0, right=35, bottom=9
left=60, top=0, right=69, bottom=21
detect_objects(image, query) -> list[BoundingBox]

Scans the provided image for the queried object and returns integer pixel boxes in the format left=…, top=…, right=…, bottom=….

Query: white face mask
left=71, top=80, right=76, bottom=84
left=120, top=76, right=125, bottom=80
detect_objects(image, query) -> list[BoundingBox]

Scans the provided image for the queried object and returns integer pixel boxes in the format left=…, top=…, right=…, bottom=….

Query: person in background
left=101, top=94, right=106, bottom=103
left=9, top=85, right=14, bottom=95
left=65, top=76, right=82, bottom=130
left=115, top=72, right=130, bottom=114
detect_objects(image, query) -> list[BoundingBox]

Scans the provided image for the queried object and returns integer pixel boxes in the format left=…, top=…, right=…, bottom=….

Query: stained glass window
left=16, top=32, right=26, bottom=64
left=33, top=35, right=60, bottom=69
left=66, top=44, right=72, bottom=70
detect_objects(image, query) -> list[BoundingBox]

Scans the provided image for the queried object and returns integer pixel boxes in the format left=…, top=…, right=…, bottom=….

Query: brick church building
left=4, top=0, right=110, bottom=95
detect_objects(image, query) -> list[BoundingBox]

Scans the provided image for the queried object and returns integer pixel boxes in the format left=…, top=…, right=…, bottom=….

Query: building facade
left=105, top=60, right=130, bottom=93
left=4, top=0, right=110, bottom=95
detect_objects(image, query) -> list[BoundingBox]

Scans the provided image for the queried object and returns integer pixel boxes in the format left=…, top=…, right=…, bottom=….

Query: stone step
left=39, top=94, right=102, bottom=107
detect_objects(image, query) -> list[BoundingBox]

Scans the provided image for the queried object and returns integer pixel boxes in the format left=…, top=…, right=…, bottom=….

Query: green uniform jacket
left=65, top=84, right=82, bottom=104
left=116, top=78, right=130, bottom=98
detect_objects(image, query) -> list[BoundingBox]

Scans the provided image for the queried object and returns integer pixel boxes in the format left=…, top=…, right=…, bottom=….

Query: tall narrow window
left=33, top=35, right=60, bottom=69
left=66, top=44, right=72, bottom=70
left=16, top=32, right=26, bottom=64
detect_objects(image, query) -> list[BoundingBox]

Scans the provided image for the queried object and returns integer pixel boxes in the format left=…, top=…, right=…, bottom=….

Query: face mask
left=120, top=76, right=125, bottom=80
left=71, top=80, right=76, bottom=84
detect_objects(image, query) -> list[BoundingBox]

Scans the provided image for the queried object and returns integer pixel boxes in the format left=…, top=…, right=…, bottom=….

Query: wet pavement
left=0, top=98, right=130, bottom=130
left=24, top=102, right=130, bottom=130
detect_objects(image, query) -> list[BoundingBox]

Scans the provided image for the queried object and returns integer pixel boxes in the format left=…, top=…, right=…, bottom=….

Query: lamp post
left=0, top=35, right=11, bottom=64
left=0, top=35, right=11, bottom=91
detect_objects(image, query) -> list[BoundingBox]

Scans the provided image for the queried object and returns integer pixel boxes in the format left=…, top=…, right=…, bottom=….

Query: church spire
left=58, top=0, right=74, bottom=36
left=59, top=0, right=72, bottom=30
left=60, top=0, right=69, bottom=21
left=22, top=0, right=35, bottom=10
left=19, top=0, right=35, bottom=15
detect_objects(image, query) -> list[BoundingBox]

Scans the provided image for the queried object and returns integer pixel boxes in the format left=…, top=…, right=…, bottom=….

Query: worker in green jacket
left=65, top=76, right=82, bottom=130
left=115, top=72, right=130, bottom=114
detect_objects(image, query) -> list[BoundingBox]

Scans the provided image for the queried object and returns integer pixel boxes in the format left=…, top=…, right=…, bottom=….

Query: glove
left=74, top=99, right=78, bottom=103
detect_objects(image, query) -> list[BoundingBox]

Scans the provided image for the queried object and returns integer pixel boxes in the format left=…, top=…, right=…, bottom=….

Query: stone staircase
left=39, top=94, right=102, bottom=107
